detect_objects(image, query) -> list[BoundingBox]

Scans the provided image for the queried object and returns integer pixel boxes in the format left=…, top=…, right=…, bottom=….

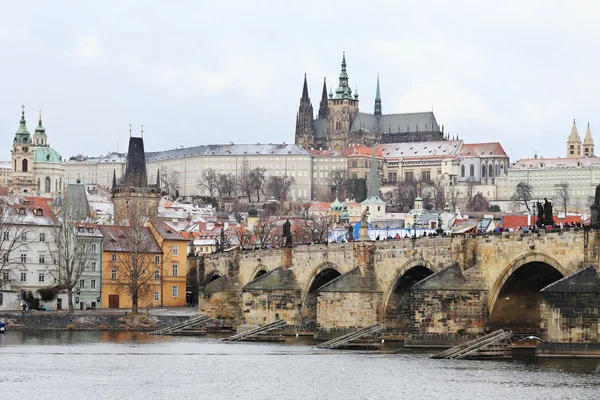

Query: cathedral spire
left=374, top=74, right=382, bottom=119
left=301, top=73, right=309, bottom=102
left=335, top=51, right=352, bottom=99
left=15, top=105, right=30, bottom=139
left=318, top=77, right=328, bottom=119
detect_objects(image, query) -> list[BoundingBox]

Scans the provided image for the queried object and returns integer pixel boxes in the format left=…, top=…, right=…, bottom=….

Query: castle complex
left=294, top=53, right=445, bottom=151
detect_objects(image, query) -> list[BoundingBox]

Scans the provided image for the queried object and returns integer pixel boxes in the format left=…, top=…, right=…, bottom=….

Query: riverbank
left=0, top=308, right=201, bottom=331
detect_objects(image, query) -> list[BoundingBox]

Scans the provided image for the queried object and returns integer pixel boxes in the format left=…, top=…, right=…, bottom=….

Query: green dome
left=330, top=197, right=343, bottom=211
left=33, top=146, right=63, bottom=163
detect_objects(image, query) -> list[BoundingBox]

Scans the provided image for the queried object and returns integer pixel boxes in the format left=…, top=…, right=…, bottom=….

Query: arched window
left=489, top=164, right=493, bottom=178
left=44, top=177, right=51, bottom=193
left=482, top=165, right=486, bottom=177
left=22, top=159, right=28, bottom=172
left=461, top=165, right=465, bottom=177
left=469, top=164, right=474, bottom=177
left=495, top=164, right=499, bottom=177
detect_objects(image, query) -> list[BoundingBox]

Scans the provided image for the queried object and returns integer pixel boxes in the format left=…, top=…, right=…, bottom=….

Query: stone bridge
left=197, top=229, right=600, bottom=344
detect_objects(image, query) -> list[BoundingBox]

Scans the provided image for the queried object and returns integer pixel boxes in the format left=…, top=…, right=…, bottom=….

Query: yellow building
left=98, top=222, right=187, bottom=309
left=147, top=220, right=189, bottom=307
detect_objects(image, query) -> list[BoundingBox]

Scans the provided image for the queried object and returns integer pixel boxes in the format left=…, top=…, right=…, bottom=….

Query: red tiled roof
left=459, top=142, right=507, bottom=158
left=341, top=146, right=384, bottom=158
left=98, top=225, right=162, bottom=253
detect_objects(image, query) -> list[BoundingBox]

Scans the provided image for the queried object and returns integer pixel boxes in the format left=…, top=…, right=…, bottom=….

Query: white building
left=0, top=197, right=66, bottom=311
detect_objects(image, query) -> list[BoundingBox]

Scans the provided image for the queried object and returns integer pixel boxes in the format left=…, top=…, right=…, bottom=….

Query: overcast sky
left=1, top=1, right=599, bottom=163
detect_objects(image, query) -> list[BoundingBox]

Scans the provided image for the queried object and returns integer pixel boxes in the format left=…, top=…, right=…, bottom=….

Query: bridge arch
left=248, top=264, right=269, bottom=283
left=382, top=258, right=437, bottom=332
left=301, top=262, right=343, bottom=326
left=488, top=252, right=566, bottom=333
left=205, top=270, right=223, bottom=284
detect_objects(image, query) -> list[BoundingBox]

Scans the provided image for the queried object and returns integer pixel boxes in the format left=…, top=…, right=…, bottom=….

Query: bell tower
left=10, top=105, right=35, bottom=195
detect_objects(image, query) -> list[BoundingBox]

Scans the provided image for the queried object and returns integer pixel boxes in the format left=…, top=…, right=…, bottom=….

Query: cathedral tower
left=567, top=119, right=582, bottom=158
left=374, top=75, right=382, bottom=120
left=294, top=74, right=314, bottom=149
left=583, top=122, right=594, bottom=157
left=327, top=52, right=359, bottom=150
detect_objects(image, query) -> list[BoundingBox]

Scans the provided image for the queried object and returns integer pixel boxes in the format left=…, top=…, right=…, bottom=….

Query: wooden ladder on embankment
left=431, top=329, right=513, bottom=359
left=221, top=319, right=287, bottom=342
left=149, top=315, right=212, bottom=336
left=317, top=324, right=383, bottom=350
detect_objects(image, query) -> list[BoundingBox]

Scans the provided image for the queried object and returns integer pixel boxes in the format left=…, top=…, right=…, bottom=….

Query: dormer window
left=36, top=208, right=43, bottom=216
left=18, top=208, right=25, bottom=215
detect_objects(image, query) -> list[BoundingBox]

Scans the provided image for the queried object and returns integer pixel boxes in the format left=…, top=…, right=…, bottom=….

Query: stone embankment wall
left=0, top=313, right=188, bottom=331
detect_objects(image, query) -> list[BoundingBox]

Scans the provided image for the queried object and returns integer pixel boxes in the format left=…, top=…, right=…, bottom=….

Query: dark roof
left=541, top=266, right=600, bottom=293
left=97, top=225, right=161, bottom=253
left=243, top=267, right=301, bottom=291
left=123, top=137, right=148, bottom=187
left=350, top=111, right=440, bottom=134
left=145, top=143, right=309, bottom=162
left=318, top=267, right=379, bottom=293
left=412, top=262, right=486, bottom=291
left=149, top=219, right=188, bottom=241
left=64, top=184, right=90, bottom=221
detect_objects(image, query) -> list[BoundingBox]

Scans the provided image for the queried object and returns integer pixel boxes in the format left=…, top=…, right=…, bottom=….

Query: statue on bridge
left=591, top=184, right=600, bottom=227
left=536, top=198, right=554, bottom=228
left=283, top=219, right=293, bottom=247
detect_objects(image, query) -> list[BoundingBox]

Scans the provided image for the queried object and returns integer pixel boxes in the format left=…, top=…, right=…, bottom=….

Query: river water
left=0, top=332, right=599, bottom=400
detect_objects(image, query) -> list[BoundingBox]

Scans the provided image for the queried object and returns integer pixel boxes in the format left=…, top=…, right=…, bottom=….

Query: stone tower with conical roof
left=10, top=105, right=36, bottom=195
left=567, top=119, right=582, bottom=158
left=583, top=122, right=594, bottom=157
left=112, top=134, right=160, bottom=225
left=294, top=74, right=314, bottom=149
left=327, top=52, right=359, bottom=151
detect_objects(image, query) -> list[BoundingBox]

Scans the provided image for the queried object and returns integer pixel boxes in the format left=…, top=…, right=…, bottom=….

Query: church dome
left=33, top=146, right=63, bottom=163
left=330, top=197, right=343, bottom=211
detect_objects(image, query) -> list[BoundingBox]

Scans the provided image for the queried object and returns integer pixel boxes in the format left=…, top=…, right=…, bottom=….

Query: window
left=38, top=273, right=44, bottom=282
left=22, top=159, right=28, bottom=172
left=154, top=291, right=160, bottom=302
left=172, top=264, right=178, bottom=277
left=91, top=280, right=96, bottom=289
left=352, top=173, right=357, bottom=179
left=405, top=171, right=414, bottom=181
left=20, top=272, right=27, bottom=282
left=91, top=262, right=96, bottom=272
left=3, top=253, right=8, bottom=262
left=111, top=253, right=117, bottom=262
left=20, top=254, right=26, bottom=263
left=422, top=171, right=431, bottom=182
left=469, top=164, right=474, bottom=177
left=2, top=232, right=8, bottom=240
left=21, top=232, right=27, bottom=241
left=2, top=271, right=8, bottom=281
left=79, top=279, right=85, bottom=288
left=461, top=165, right=465, bottom=177
left=79, top=261, right=85, bottom=271
left=44, top=176, right=51, bottom=193
left=39, top=233, right=45, bottom=242
left=482, top=165, right=486, bottom=178
left=172, top=285, right=178, bottom=297
left=489, top=164, right=493, bottom=178
left=154, top=255, right=160, bottom=263
left=388, top=172, right=397, bottom=184
left=0, top=293, right=3, bottom=306
left=91, top=243, right=97, bottom=253
left=111, top=268, right=117, bottom=280
left=154, top=270, right=160, bottom=280
left=39, top=254, right=45, bottom=264
left=351, top=160, right=357, bottom=168
left=172, top=245, right=179, bottom=256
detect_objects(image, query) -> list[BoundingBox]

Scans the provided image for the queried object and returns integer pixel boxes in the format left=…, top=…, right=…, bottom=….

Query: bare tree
left=250, top=167, right=267, bottom=202
left=0, top=198, right=35, bottom=291
left=232, top=224, right=252, bottom=250
left=48, top=211, right=97, bottom=313
left=237, top=160, right=253, bottom=202
left=430, top=179, right=446, bottom=210
left=555, top=183, right=569, bottom=215
left=218, top=173, right=236, bottom=198
left=512, top=181, right=534, bottom=213
left=471, top=193, right=489, bottom=212
left=254, top=211, right=277, bottom=247
left=266, top=175, right=295, bottom=202
left=464, top=179, right=476, bottom=211
left=328, top=169, right=347, bottom=197
left=301, top=216, right=330, bottom=243
left=105, top=198, right=162, bottom=314
left=198, top=168, right=219, bottom=197
left=447, top=185, right=461, bottom=212
left=159, top=166, right=180, bottom=197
